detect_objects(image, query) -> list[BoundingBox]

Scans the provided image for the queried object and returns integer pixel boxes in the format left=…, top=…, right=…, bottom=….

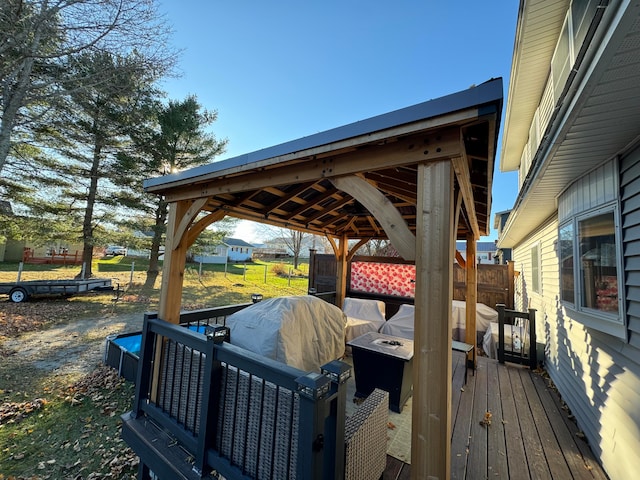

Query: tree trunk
left=77, top=137, right=103, bottom=278
left=144, top=198, right=168, bottom=289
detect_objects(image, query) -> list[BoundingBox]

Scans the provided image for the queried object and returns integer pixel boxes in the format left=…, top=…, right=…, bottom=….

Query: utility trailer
left=0, top=278, right=113, bottom=303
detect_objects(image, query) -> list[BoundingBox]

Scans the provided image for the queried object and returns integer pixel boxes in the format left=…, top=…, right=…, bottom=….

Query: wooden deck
left=383, top=353, right=609, bottom=480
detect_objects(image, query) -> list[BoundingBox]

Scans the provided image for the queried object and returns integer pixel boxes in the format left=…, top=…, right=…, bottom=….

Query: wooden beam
left=158, top=200, right=191, bottom=324
left=202, top=205, right=335, bottom=237
left=412, top=160, right=453, bottom=479
left=451, top=155, right=480, bottom=239
left=331, top=175, right=416, bottom=261
left=263, top=181, right=318, bottom=214
left=335, top=234, right=349, bottom=308
left=164, top=128, right=461, bottom=202
left=284, top=187, right=339, bottom=220
left=299, top=196, right=352, bottom=224
left=325, top=234, right=339, bottom=257
left=482, top=115, right=497, bottom=236
left=455, top=250, right=467, bottom=268
left=465, top=233, right=478, bottom=356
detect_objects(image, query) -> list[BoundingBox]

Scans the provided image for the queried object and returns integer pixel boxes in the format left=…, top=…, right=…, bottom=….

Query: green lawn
left=0, top=256, right=310, bottom=313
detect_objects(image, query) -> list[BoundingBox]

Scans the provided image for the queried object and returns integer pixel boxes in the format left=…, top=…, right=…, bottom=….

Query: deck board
left=497, top=359, right=530, bottom=479
left=486, top=360, right=509, bottom=478
left=467, top=355, right=489, bottom=479
left=450, top=355, right=475, bottom=479
left=385, top=355, right=609, bottom=479
left=510, top=365, right=552, bottom=479
left=520, top=367, right=573, bottom=479
left=531, top=370, right=609, bottom=480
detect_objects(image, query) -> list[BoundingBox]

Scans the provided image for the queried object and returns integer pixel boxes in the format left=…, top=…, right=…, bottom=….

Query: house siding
left=511, top=149, right=640, bottom=480
left=622, top=147, right=640, bottom=351
left=513, top=216, right=559, bottom=347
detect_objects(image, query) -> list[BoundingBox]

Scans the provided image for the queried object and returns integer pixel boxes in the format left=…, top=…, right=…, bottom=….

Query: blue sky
left=158, top=1, right=520, bottom=242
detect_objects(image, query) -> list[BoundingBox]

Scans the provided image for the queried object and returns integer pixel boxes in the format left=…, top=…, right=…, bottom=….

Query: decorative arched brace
left=330, top=175, right=415, bottom=261
left=185, top=210, right=227, bottom=248
left=325, top=235, right=339, bottom=257
left=347, top=238, right=370, bottom=262
left=173, top=198, right=209, bottom=251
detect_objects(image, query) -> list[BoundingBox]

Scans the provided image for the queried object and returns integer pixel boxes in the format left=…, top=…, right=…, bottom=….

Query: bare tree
left=0, top=0, right=176, bottom=174
left=357, top=239, right=392, bottom=256
left=258, top=225, right=312, bottom=269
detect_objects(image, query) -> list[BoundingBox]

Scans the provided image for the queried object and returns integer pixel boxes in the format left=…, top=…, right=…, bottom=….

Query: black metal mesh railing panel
left=217, top=363, right=299, bottom=480
left=158, top=339, right=205, bottom=434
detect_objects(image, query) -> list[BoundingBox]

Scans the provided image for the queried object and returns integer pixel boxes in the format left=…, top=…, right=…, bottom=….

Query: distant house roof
left=456, top=241, right=497, bottom=252
left=223, top=238, right=255, bottom=248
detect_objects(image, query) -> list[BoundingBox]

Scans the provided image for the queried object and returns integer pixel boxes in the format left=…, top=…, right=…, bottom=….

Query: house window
left=530, top=244, right=540, bottom=293
left=578, top=211, right=618, bottom=314
left=559, top=204, right=623, bottom=336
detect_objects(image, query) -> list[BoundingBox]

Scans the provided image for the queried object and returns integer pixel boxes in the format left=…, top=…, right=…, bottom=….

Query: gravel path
left=3, top=312, right=144, bottom=378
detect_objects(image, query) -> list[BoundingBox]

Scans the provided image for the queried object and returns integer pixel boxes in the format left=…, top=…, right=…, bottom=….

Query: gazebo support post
left=412, top=160, right=454, bottom=479
left=158, top=200, right=190, bottom=324
left=465, top=232, right=478, bottom=365
left=334, top=234, right=349, bottom=309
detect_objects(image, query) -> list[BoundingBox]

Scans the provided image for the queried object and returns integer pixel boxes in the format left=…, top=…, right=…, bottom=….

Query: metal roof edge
left=144, top=78, right=503, bottom=191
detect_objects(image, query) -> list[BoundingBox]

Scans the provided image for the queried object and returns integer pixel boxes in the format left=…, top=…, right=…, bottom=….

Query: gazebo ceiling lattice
left=145, top=78, right=503, bottom=247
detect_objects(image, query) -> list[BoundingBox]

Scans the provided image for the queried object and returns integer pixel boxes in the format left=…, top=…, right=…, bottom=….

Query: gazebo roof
left=145, top=78, right=503, bottom=249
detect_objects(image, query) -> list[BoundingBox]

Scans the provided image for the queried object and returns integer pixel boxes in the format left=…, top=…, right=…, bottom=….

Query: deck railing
left=496, top=304, right=537, bottom=369
left=122, top=315, right=354, bottom=479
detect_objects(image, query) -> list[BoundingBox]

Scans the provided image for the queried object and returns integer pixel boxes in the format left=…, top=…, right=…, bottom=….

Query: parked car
left=104, top=245, right=127, bottom=256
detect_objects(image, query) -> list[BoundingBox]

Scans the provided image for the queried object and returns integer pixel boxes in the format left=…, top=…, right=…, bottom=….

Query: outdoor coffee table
left=347, top=331, right=414, bottom=413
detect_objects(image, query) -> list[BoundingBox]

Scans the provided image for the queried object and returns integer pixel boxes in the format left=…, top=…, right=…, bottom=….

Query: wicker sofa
left=121, top=315, right=389, bottom=480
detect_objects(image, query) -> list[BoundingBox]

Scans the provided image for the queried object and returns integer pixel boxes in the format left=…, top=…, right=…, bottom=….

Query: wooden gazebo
left=144, top=78, right=503, bottom=479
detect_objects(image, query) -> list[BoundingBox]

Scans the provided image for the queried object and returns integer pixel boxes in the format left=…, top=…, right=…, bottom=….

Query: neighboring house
left=455, top=241, right=499, bottom=264
left=492, top=211, right=512, bottom=264
left=1, top=239, right=84, bottom=262
left=224, top=238, right=254, bottom=262
left=192, top=243, right=228, bottom=264
left=191, top=238, right=255, bottom=264
left=497, top=1, right=640, bottom=479
left=252, top=243, right=289, bottom=259
left=258, top=234, right=322, bottom=258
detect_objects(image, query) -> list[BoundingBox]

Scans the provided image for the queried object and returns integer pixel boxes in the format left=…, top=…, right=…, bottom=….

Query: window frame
left=558, top=201, right=625, bottom=339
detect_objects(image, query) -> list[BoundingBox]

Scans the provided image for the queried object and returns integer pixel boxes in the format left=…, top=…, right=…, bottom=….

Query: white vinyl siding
left=513, top=218, right=558, bottom=338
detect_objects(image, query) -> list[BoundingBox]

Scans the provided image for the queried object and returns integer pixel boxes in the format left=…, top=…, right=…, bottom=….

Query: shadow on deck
left=382, top=354, right=608, bottom=480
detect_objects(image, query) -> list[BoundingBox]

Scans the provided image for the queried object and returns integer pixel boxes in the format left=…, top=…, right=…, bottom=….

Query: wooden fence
left=309, top=252, right=514, bottom=310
